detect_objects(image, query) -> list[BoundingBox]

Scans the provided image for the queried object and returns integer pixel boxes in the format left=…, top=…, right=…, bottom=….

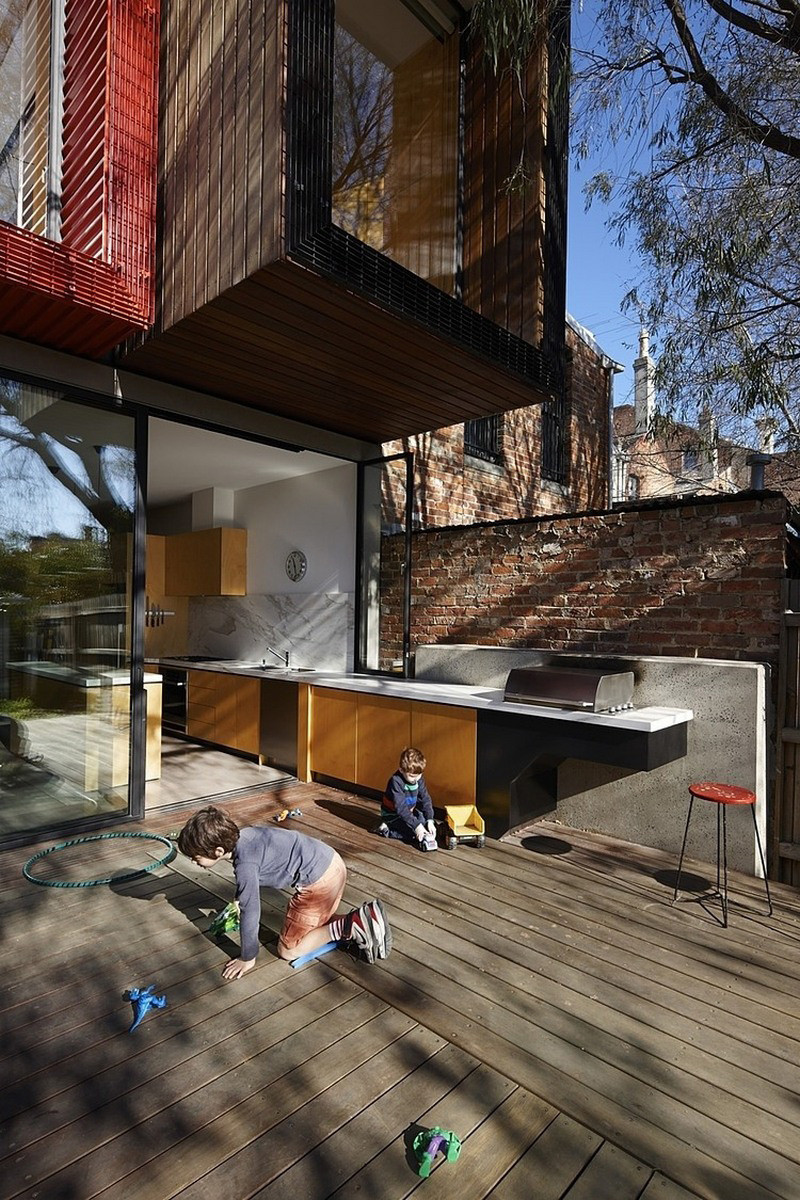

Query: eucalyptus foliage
left=573, top=0, right=800, bottom=448
left=470, top=0, right=550, bottom=80
left=475, top=0, right=800, bottom=449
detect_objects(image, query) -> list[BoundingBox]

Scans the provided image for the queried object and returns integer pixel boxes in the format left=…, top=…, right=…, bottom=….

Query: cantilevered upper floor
left=119, top=0, right=570, bottom=442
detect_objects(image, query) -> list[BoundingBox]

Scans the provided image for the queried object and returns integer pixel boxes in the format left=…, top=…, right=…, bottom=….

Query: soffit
left=119, top=260, right=549, bottom=443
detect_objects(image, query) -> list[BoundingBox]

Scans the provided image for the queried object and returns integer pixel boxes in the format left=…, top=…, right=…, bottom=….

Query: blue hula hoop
left=22, top=831, right=177, bottom=888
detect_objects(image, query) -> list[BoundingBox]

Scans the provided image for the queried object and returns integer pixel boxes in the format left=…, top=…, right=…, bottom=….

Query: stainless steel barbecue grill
left=503, top=665, right=635, bottom=713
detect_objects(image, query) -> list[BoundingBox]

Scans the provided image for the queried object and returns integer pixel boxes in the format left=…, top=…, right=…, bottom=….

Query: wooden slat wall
left=125, top=5, right=557, bottom=439
left=159, top=0, right=284, bottom=331
left=60, top=0, right=107, bottom=258
left=775, top=578, right=800, bottom=886
left=385, top=30, right=459, bottom=295
left=462, top=32, right=547, bottom=346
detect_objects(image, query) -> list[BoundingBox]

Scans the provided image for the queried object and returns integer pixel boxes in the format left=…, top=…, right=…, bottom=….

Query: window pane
left=333, top=0, right=459, bottom=295
left=0, top=0, right=62, bottom=238
left=0, top=376, right=135, bottom=838
left=465, top=415, right=503, bottom=464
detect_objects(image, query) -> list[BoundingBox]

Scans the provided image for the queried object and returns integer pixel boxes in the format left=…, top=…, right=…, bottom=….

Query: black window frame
left=464, top=413, right=504, bottom=465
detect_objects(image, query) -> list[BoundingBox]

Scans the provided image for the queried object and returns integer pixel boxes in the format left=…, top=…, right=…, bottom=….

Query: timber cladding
left=158, top=0, right=285, bottom=330
left=123, top=0, right=564, bottom=441
left=462, top=29, right=547, bottom=346
left=380, top=492, right=789, bottom=665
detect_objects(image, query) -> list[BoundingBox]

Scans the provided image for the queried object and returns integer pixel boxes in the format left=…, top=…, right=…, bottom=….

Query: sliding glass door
left=0, top=373, right=139, bottom=841
left=356, top=451, right=413, bottom=674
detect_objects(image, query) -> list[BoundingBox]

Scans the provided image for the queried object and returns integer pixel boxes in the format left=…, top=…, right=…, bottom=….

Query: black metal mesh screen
left=286, top=0, right=567, bottom=410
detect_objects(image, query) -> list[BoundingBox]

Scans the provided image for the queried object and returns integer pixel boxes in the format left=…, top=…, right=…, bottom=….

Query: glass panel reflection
left=0, top=0, right=63, bottom=238
left=333, top=0, right=459, bottom=295
left=0, top=374, right=135, bottom=838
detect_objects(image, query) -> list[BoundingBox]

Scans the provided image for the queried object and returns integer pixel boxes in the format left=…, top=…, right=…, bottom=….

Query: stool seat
left=689, top=782, right=756, bottom=807
left=673, top=780, right=772, bottom=927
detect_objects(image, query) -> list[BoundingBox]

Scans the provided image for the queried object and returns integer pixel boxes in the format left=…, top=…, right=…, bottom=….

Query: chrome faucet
left=263, top=644, right=290, bottom=669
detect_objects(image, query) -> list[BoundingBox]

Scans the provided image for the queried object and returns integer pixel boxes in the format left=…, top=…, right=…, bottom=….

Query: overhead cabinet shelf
left=163, top=527, right=247, bottom=596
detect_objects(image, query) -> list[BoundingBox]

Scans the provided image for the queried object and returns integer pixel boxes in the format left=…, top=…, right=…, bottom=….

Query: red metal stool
left=673, top=781, right=773, bottom=927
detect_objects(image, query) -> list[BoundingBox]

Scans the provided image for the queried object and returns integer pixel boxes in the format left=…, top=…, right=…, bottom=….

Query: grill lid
left=503, top=666, right=635, bottom=713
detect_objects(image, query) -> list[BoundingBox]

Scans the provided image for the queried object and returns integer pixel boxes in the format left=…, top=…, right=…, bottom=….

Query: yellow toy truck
left=444, top=804, right=485, bottom=850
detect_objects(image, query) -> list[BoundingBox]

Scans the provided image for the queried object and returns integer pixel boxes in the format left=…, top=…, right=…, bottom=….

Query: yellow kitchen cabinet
left=225, top=674, right=260, bottom=755
left=355, top=693, right=411, bottom=792
left=144, top=534, right=189, bottom=658
left=410, top=701, right=476, bottom=805
left=145, top=534, right=166, bottom=596
left=187, top=670, right=217, bottom=744
left=186, top=670, right=260, bottom=754
left=164, top=527, right=247, bottom=596
left=304, top=685, right=477, bottom=806
left=309, top=688, right=357, bottom=782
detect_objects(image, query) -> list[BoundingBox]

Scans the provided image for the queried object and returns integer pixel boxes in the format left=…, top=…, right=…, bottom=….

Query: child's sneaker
left=347, top=898, right=392, bottom=962
left=375, top=822, right=390, bottom=837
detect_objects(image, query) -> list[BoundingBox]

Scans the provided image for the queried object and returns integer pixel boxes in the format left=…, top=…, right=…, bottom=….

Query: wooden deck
left=2, top=782, right=799, bottom=1200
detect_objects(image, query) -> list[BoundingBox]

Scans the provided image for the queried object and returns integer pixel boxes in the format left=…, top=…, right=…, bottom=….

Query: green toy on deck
left=412, top=1127, right=461, bottom=1178
left=209, top=900, right=240, bottom=937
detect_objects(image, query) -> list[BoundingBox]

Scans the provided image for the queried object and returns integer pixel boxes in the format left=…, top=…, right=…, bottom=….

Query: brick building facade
left=381, top=317, right=615, bottom=529
left=380, top=491, right=789, bottom=669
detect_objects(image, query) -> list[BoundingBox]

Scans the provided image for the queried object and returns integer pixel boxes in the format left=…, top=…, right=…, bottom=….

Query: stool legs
left=673, top=789, right=773, bottom=926
left=672, top=797, right=694, bottom=906
left=751, top=803, right=773, bottom=918
left=715, top=802, right=729, bottom=926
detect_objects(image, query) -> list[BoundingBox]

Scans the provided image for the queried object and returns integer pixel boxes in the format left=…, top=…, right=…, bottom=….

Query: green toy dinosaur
left=208, top=900, right=240, bottom=937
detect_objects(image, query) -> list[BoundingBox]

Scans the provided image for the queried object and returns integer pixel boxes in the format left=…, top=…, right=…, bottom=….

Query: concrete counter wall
left=416, top=645, right=769, bottom=875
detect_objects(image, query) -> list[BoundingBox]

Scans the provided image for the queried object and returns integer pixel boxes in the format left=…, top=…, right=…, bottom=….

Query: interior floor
left=145, top=735, right=292, bottom=810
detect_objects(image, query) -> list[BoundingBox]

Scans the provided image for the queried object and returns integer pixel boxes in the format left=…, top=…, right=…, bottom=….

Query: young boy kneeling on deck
left=178, top=806, right=392, bottom=975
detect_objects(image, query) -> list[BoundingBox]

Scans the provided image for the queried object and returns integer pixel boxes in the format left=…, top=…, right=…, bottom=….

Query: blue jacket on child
left=381, top=770, right=434, bottom=834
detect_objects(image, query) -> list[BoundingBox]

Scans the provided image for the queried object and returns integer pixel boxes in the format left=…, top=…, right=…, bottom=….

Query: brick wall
left=380, top=492, right=788, bottom=667
left=381, top=321, right=611, bottom=529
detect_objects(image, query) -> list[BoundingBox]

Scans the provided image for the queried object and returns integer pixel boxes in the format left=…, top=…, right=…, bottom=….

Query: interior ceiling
left=147, top=418, right=347, bottom=507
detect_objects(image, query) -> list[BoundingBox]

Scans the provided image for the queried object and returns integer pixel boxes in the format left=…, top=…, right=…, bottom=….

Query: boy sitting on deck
left=377, top=747, right=438, bottom=850
left=178, top=805, right=392, bottom=974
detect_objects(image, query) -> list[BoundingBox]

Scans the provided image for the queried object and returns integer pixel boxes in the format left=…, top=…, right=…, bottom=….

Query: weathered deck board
left=3, top=781, right=798, bottom=1199
left=485, top=1112, right=605, bottom=1200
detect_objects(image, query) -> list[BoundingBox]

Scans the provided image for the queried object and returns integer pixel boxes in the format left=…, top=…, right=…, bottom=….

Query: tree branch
left=702, top=0, right=800, bottom=51
left=664, top=0, right=800, bottom=158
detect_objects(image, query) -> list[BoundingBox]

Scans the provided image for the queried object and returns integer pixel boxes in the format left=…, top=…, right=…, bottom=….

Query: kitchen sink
left=223, top=660, right=278, bottom=669
left=204, top=660, right=316, bottom=674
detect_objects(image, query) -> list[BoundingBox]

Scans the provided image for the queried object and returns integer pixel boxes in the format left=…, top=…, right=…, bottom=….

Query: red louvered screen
left=0, top=0, right=158, bottom=356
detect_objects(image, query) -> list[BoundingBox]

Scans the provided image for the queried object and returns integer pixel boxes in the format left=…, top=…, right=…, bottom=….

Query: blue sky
left=566, top=154, right=643, bottom=408
left=565, top=1, right=647, bottom=409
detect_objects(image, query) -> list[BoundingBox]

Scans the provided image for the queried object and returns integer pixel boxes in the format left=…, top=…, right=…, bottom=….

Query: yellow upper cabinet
left=164, top=528, right=247, bottom=596
left=145, top=534, right=166, bottom=595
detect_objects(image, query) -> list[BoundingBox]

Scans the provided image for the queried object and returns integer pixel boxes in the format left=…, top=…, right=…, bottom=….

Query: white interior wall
left=235, top=463, right=357, bottom=593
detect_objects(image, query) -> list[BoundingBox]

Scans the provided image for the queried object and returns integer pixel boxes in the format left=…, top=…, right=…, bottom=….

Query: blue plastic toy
left=126, top=985, right=167, bottom=1032
left=289, top=939, right=339, bottom=969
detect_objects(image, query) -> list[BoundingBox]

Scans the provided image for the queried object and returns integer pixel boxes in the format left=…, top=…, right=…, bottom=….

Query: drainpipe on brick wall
left=606, top=359, right=624, bottom=507
left=633, top=329, right=655, bottom=435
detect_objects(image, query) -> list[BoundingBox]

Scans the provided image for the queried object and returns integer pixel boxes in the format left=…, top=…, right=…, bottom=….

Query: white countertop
left=159, top=659, right=693, bottom=733
left=10, top=661, right=162, bottom=686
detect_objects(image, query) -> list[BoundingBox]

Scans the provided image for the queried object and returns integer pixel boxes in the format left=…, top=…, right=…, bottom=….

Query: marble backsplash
left=188, top=593, right=354, bottom=672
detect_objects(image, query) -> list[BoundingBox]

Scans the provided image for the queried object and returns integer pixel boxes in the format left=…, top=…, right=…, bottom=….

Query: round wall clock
left=285, top=549, right=307, bottom=582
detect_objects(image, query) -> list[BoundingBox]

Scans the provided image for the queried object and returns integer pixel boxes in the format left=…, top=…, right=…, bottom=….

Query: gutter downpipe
left=605, top=358, right=624, bottom=508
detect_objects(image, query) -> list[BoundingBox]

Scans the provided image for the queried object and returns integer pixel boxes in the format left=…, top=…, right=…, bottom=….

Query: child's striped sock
left=326, top=909, right=356, bottom=942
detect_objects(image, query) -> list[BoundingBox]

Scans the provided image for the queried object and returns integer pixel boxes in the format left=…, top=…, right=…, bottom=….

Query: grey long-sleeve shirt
left=233, top=825, right=334, bottom=960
